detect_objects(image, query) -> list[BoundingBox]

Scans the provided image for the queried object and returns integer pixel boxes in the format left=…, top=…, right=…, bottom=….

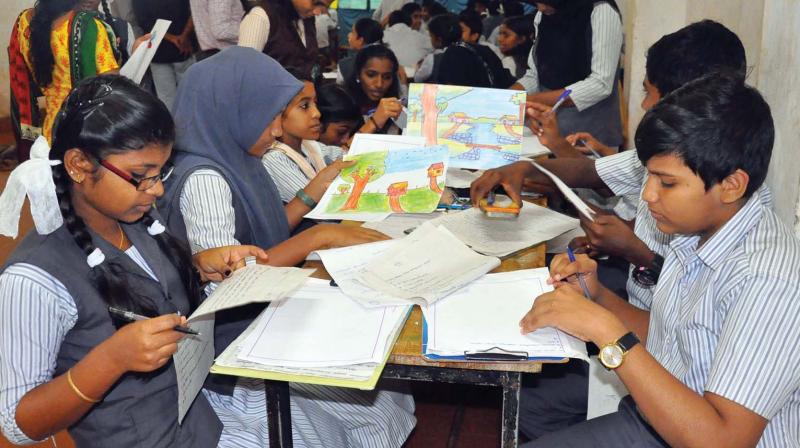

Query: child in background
left=345, top=44, right=405, bottom=135
left=317, top=84, right=363, bottom=148
left=497, top=15, right=533, bottom=78
left=337, top=18, right=383, bottom=85
left=263, top=80, right=349, bottom=203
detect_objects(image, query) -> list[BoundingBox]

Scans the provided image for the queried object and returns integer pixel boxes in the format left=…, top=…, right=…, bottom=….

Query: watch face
left=600, top=344, right=624, bottom=369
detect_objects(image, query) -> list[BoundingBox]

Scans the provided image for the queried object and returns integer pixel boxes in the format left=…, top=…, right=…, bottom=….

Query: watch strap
left=616, top=331, right=640, bottom=353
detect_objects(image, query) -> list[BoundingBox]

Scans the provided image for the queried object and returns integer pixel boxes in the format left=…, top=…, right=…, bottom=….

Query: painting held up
left=405, top=83, right=526, bottom=170
left=305, top=146, right=451, bottom=221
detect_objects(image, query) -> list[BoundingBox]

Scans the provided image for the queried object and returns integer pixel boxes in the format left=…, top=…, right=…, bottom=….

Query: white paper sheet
left=445, top=168, right=483, bottom=188
left=362, top=213, right=439, bottom=239
left=120, top=19, right=171, bottom=84
left=237, top=279, right=409, bottom=368
left=355, top=224, right=500, bottom=306
left=521, top=135, right=552, bottom=158
left=423, top=269, right=587, bottom=360
left=174, top=316, right=215, bottom=423
left=532, top=162, right=596, bottom=221
left=188, top=265, right=313, bottom=321
left=587, top=355, right=628, bottom=419
left=348, top=134, right=426, bottom=155
left=315, top=239, right=411, bottom=307
left=428, top=203, right=578, bottom=257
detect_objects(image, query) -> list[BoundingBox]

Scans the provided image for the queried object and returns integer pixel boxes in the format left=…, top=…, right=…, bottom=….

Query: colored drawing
left=405, top=83, right=526, bottom=170
left=306, top=146, right=450, bottom=221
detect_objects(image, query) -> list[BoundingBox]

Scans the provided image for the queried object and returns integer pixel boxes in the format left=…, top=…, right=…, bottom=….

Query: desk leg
left=265, top=380, right=293, bottom=448
left=500, top=372, right=521, bottom=448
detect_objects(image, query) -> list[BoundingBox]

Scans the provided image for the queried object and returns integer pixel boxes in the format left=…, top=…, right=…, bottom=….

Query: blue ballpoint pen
left=549, top=89, right=572, bottom=115
left=566, top=247, right=593, bottom=300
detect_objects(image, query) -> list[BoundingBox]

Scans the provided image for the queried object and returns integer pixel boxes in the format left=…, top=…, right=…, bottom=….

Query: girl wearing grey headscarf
left=159, top=47, right=415, bottom=447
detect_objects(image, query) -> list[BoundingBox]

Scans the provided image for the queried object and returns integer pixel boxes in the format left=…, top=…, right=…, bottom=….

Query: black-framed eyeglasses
left=98, top=159, right=175, bottom=191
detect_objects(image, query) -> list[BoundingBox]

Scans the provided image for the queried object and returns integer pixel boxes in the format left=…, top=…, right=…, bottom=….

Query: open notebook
left=211, top=279, right=411, bottom=390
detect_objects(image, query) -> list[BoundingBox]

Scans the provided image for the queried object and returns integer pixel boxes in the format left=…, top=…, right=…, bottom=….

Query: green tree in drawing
left=419, top=85, right=463, bottom=145
left=408, top=101, right=422, bottom=123
left=338, top=152, right=387, bottom=211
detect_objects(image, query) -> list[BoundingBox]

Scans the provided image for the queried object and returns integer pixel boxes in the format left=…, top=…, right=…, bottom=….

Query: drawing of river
left=446, top=122, right=520, bottom=167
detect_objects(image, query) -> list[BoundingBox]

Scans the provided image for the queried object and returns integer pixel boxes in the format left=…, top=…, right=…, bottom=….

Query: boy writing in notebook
left=519, top=72, right=800, bottom=447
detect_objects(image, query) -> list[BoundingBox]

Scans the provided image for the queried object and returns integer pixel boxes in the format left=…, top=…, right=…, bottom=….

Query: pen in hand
left=108, top=306, right=200, bottom=336
left=549, top=89, right=572, bottom=116
left=566, top=247, right=593, bottom=301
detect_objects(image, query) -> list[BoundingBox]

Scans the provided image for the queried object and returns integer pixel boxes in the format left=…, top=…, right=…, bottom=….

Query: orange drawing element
left=427, top=162, right=444, bottom=193
left=340, top=167, right=376, bottom=210
left=421, top=84, right=440, bottom=146
left=387, top=181, right=409, bottom=212
left=500, top=114, right=523, bottom=138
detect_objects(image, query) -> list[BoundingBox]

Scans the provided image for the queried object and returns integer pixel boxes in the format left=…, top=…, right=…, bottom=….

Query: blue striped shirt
left=646, top=190, right=800, bottom=446
left=595, top=150, right=774, bottom=310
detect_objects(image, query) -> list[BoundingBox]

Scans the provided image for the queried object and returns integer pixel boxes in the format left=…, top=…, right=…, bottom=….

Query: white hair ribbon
left=0, top=137, right=64, bottom=238
left=147, top=220, right=166, bottom=236
left=86, top=248, right=106, bottom=268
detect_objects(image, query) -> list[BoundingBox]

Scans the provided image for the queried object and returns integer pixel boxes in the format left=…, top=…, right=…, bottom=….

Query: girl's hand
left=565, top=132, right=614, bottom=157
left=131, top=33, right=152, bottom=54
left=193, top=245, right=269, bottom=282
left=314, top=224, right=390, bottom=249
left=548, top=252, right=602, bottom=299
left=372, top=98, right=403, bottom=127
left=103, top=314, right=186, bottom=373
left=305, top=160, right=356, bottom=200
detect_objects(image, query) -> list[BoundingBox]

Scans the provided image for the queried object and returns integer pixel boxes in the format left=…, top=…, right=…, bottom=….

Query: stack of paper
left=445, top=168, right=483, bottom=188
left=428, top=203, right=578, bottom=257
left=237, top=279, right=408, bottom=367
left=174, top=264, right=313, bottom=422
left=362, top=213, right=440, bottom=239
left=355, top=223, right=500, bottom=306
left=423, top=269, right=587, bottom=360
left=211, top=279, right=410, bottom=389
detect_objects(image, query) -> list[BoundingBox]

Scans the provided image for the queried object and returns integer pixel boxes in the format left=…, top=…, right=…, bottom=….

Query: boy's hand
left=579, top=213, right=642, bottom=260
left=314, top=224, right=389, bottom=249
left=548, top=252, right=602, bottom=299
left=470, top=161, right=537, bottom=206
left=566, top=132, right=615, bottom=157
left=519, top=287, right=627, bottom=345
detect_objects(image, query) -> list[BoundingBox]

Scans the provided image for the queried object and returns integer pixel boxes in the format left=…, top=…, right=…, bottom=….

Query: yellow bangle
left=67, top=369, right=100, bottom=403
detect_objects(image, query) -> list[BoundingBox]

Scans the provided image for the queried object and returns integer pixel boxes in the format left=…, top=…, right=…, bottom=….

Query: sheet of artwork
left=305, top=146, right=450, bottom=221
left=405, top=83, right=526, bottom=169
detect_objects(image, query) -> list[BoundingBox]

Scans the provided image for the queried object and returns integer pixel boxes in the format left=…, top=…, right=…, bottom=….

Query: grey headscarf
left=160, top=47, right=302, bottom=249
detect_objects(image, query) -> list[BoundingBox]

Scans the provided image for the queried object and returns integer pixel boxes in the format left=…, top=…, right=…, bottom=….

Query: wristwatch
left=632, top=253, right=665, bottom=287
left=599, top=332, right=640, bottom=370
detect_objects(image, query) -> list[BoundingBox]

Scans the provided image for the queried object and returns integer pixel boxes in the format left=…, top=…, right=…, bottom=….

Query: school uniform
left=0, top=220, right=222, bottom=447
left=520, top=149, right=776, bottom=442
left=159, top=47, right=416, bottom=447
left=527, top=188, right=800, bottom=447
left=383, top=22, right=433, bottom=68
left=261, top=140, right=344, bottom=203
left=516, top=2, right=624, bottom=147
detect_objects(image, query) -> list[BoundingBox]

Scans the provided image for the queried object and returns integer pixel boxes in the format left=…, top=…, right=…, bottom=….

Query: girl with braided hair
left=0, top=74, right=266, bottom=447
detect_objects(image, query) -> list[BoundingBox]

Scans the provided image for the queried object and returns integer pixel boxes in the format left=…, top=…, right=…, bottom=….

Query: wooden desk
left=266, top=202, right=554, bottom=448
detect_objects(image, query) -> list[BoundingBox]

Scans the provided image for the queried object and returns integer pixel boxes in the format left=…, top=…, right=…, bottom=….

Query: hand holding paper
left=531, top=161, right=596, bottom=221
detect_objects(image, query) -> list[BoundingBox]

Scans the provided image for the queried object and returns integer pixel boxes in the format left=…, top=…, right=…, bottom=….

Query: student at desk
left=159, top=47, right=415, bottom=447
left=346, top=44, right=405, bottom=135
left=520, top=72, right=800, bottom=447
left=511, top=0, right=624, bottom=148
left=0, top=75, right=266, bottom=447
left=471, top=20, right=753, bottom=441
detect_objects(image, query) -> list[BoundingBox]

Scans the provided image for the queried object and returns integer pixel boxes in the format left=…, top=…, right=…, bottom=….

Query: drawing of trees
left=408, top=101, right=422, bottom=122
left=338, top=152, right=387, bottom=211
left=421, top=84, right=441, bottom=145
